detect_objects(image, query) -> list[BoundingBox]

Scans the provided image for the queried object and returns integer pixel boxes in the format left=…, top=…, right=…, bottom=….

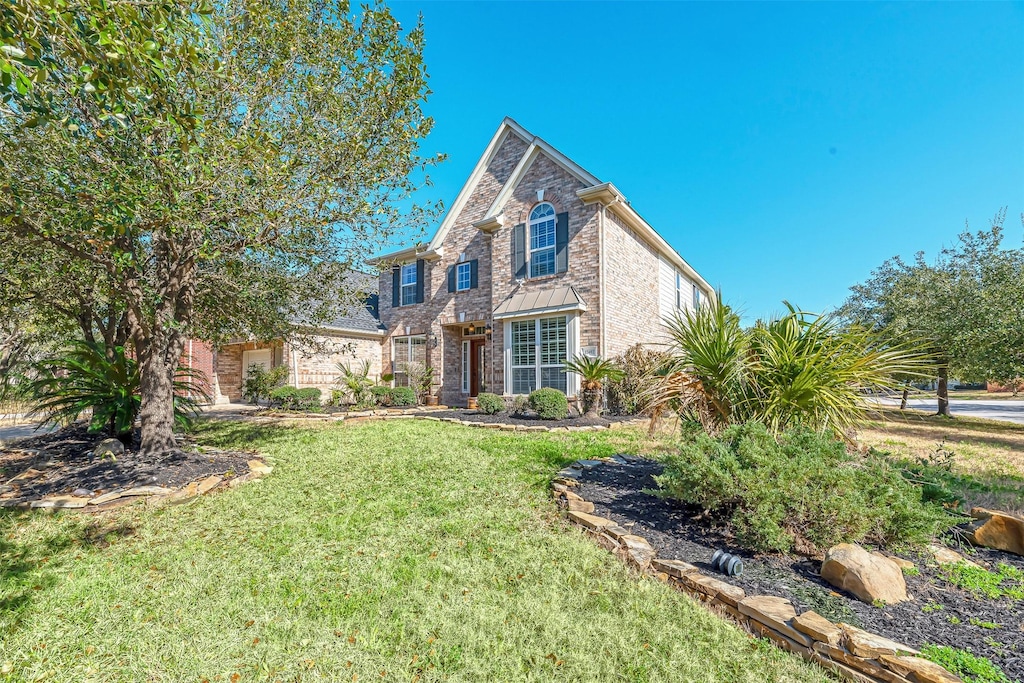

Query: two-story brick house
left=373, top=117, right=714, bottom=406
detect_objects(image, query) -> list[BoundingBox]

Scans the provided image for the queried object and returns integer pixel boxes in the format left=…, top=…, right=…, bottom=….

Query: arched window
left=528, top=202, right=557, bottom=278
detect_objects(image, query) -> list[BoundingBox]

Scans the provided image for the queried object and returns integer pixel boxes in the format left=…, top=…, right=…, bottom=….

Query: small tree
left=335, top=360, right=374, bottom=406
left=564, top=355, right=624, bottom=418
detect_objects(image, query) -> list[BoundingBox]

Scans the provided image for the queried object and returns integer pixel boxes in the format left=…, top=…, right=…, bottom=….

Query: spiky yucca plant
left=29, top=341, right=207, bottom=445
left=335, top=359, right=373, bottom=405
left=648, top=299, right=931, bottom=436
left=563, top=355, right=624, bottom=418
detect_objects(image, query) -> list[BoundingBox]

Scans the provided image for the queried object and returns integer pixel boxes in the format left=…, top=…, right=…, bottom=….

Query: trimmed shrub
left=528, top=388, right=569, bottom=420
left=509, top=394, right=529, bottom=416
left=476, top=392, right=504, bottom=415
left=391, top=386, right=416, bottom=406
left=242, top=363, right=288, bottom=405
left=654, top=422, right=955, bottom=555
left=370, top=385, right=395, bottom=407
left=269, top=386, right=321, bottom=411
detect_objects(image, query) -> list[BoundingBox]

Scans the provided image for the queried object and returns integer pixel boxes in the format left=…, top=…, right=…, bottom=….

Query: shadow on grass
left=0, top=509, right=137, bottom=634
left=864, top=408, right=1024, bottom=438
left=189, top=419, right=301, bottom=451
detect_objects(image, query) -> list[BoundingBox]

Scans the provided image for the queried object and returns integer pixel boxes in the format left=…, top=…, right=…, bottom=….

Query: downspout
left=291, top=343, right=300, bottom=388
left=598, top=198, right=623, bottom=358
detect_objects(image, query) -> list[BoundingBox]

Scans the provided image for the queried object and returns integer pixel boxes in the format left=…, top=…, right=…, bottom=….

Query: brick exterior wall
left=377, top=125, right=706, bottom=406
left=180, top=340, right=216, bottom=403
left=289, top=333, right=384, bottom=398
left=601, top=210, right=664, bottom=357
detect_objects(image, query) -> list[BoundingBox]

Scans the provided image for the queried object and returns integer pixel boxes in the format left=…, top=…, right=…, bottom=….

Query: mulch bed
left=0, top=422, right=253, bottom=504
left=574, top=455, right=1024, bottom=680
left=429, top=409, right=638, bottom=428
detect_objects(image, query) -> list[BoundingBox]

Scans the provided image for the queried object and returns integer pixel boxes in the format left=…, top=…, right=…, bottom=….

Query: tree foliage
left=1, top=0, right=441, bottom=453
left=840, top=210, right=1024, bottom=408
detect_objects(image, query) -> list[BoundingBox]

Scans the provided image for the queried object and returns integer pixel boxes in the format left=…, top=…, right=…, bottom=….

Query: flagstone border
left=2, top=458, right=273, bottom=512
left=552, top=464, right=963, bottom=683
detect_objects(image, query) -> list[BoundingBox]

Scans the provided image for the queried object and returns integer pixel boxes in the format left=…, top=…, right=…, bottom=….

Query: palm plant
left=563, top=355, right=624, bottom=418
left=335, top=359, right=373, bottom=406
left=28, top=341, right=207, bottom=444
left=647, top=298, right=931, bottom=436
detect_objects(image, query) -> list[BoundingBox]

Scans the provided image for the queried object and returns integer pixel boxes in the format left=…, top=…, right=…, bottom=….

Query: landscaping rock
left=738, top=595, right=812, bottom=647
left=651, top=558, right=699, bottom=577
left=165, top=481, right=199, bottom=504
left=812, top=642, right=902, bottom=681
left=30, top=495, right=90, bottom=509
left=565, top=498, right=595, bottom=513
left=618, top=534, right=656, bottom=569
left=72, top=488, right=94, bottom=497
left=566, top=510, right=614, bottom=531
left=838, top=623, right=917, bottom=658
left=196, top=475, right=223, bottom=495
left=94, top=438, right=125, bottom=459
left=247, top=459, right=273, bottom=477
left=880, top=655, right=962, bottom=683
left=122, top=485, right=173, bottom=497
left=792, top=610, right=842, bottom=647
left=89, top=490, right=126, bottom=505
left=927, top=544, right=983, bottom=569
left=821, top=543, right=909, bottom=604
left=679, top=573, right=745, bottom=606
left=968, top=508, right=1024, bottom=556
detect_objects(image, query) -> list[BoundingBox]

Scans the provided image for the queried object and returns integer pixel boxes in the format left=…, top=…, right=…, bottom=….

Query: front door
left=469, top=339, right=485, bottom=397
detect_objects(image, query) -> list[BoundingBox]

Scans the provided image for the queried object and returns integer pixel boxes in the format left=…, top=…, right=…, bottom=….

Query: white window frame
left=528, top=202, right=557, bottom=279
left=461, top=340, right=471, bottom=394
left=392, top=334, right=426, bottom=386
left=503, top=314, right=579, bottom=397
left=692, top=284, right=702, bottom=309
left=456, top=262, right=472, bottom=292
left=675, top=271, right=683, bottom=310
left=400, top=263, right=417, bottom=307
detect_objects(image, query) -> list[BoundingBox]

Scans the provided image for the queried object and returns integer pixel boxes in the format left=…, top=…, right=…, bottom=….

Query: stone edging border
left=552, top=464, right=963, bottom=683
left=1, top=459, right=273, bottom=511
left=255, top=406, right=649, bottom=433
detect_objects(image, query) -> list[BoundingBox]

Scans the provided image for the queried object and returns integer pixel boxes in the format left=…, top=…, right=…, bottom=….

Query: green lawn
left=0, top=420, right=826, bottom=682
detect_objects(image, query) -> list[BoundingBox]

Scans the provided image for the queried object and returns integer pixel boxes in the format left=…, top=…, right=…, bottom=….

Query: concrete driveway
left=875, top=397, right=1024, bottom=425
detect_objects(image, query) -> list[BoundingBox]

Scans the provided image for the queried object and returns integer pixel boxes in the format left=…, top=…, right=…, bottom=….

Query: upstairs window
left=675, top=271, right=683, bottom=309
left=456, top=262, right=472, bottom=291
left=693, top=284, right=702, bottom=309
left=529, top=203, right=557, bottom=278
left=400, top=263, right=417, bottom=306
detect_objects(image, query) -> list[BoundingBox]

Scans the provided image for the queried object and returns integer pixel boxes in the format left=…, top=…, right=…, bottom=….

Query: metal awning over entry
left=492, top=285, right=587, bottom=320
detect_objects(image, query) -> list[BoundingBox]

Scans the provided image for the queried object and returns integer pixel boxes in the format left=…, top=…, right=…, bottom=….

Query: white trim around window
left=400, top=263, right=417, bottom=307
left=503, top=313, right=579, bottom=397
left=528, top=202, right=557, bottom=278
left=456, top=262, right=472, bottom=292
left=461, top=340, right=470, bottom=394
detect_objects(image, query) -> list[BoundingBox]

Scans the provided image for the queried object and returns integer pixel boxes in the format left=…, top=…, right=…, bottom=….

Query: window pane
left=511, top=321, right=535, bottom=366
left=401, top=284, right=417, bottom=306
left=530, top=219, right=555, bottom=250
left=457, top=262, right=471, bottom=291
left=513, top=367, right=536, bottom=394
left=530, top=248, right=555, bottom=278
left=540, top=366, right=567, bottom=393
left=401, top=263, right=417, bottom=285
left=530, top=203, right=554, bottom=221
left=539, top=316, right=567, bottom=365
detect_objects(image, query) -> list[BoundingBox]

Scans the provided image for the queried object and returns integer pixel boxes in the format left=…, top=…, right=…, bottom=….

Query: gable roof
left=372, top=117, right=713, bottom=296
left=296, top=271, right=384, bottom=336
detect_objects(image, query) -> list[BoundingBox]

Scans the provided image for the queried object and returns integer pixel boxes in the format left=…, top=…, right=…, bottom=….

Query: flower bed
left=562, top=455, right=1023, bottom=681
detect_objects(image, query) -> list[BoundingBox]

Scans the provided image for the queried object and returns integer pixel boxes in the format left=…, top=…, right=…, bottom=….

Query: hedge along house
left=372, top=117, right=714, bottom=407
left=211, top=272, right=385, bottom=403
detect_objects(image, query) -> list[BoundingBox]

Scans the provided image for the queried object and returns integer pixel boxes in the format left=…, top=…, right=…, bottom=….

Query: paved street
left=875, top=397, right=1024, bottom=425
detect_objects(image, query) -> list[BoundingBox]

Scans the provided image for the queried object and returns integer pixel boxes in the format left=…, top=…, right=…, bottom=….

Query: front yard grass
left=857, top=408, right=1024, bottom=514
left=0, top=420, right=826, bottom=682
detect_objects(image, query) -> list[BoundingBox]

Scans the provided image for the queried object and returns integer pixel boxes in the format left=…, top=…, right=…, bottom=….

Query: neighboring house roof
left=298, top=271, right=385, bottom=336
left=492, top=285, right=588, bottom=320
left=370, top=117, right=713, bottom=297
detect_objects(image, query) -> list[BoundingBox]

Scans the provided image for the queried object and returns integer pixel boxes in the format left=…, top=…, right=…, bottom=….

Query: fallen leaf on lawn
left=252, top=638, right=259, bottom=645
left=230, top=674, right=240, bottom=683
left=334, top=630, right=345, bottom=638
left=244, top=620, right=255, bottom=628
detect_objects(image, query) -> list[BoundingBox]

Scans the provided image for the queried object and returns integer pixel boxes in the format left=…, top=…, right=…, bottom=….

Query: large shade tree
left=840, top=210, right=1024, bottom=413
left=1, top=0, right=440, bottom=453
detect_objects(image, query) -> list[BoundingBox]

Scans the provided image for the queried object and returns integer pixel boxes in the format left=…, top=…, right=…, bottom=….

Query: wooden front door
left=469, top=339, right=485, bottom=397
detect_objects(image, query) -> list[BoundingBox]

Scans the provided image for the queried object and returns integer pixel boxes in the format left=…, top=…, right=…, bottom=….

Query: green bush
left=242, top=363, right=288, bottom=404
left=528, top=388, right=569, bottom=420
left=476, top=392, right=504, bottom=415
left=607, top=343, right=667, bottom=415
left=654, top=422, right=955, bottom=554
left=268, top=386, right=321, bottom=411
left=391, top=386, right=416, bottom=406
left=370, top=385, right=394, bottom=407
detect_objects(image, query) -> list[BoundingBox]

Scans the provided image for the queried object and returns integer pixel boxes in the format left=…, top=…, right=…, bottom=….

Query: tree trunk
left=900, top=386, right=909, bottom=410
left=936, top=365, right=950, bottom=416
left=135, top=326, right=187, bottom=455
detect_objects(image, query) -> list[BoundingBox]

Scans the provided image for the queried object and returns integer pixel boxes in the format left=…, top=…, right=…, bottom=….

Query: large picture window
left=510, top=315, right=567, bottom=394
left=400, top=263, right=418, bottom=307
left=528, top=203, right=557, bottom=278
left=393, top=334, right=426, bottom=387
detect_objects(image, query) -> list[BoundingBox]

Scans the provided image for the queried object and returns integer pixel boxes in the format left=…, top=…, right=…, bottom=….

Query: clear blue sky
left=390, top=1, right=1024, bottom=322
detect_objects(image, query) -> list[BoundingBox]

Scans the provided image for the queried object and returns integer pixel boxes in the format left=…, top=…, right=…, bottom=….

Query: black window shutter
left=470, top=259, right=479, bottom=289
left=447, top=265, right=455, bottom=293
left=555, top=212, right=569, bottom=274
left=513, top=223, right=527, bottom=279
left=391, top=266, right=400, bottom=307
left=415, top=259, right=425, bottom=303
